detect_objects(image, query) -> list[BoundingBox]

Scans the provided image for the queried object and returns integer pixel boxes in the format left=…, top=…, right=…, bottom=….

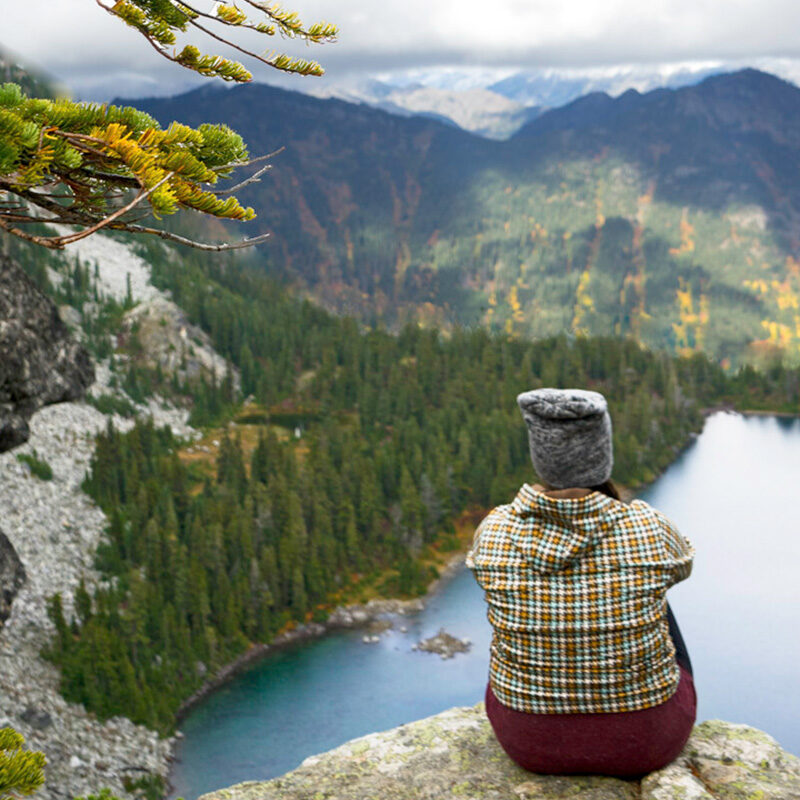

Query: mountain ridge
left=121, top=68, right=800, bottom=365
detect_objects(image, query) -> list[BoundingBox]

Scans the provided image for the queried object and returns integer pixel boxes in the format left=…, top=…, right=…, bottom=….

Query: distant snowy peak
left=308, top=81, right=539, bottom=139
left=488, top=63, right=725, bottom=107
left=382, top=87, right=538, bottom=140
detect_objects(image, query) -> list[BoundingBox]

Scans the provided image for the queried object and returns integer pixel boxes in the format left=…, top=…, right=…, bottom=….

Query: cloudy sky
left=5, top=0, right=800, bottom=99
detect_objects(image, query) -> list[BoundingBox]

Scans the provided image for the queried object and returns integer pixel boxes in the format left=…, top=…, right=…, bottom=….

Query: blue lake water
left=169, top=412, right=800, bottom=799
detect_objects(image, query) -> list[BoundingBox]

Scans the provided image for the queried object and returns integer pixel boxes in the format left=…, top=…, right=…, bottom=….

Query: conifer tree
left=0, top=1, right=336, bottom=250
left=0, top=727, right=46, bottom=798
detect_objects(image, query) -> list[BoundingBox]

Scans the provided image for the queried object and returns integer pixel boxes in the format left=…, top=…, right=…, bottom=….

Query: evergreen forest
left=41, top=243, right=800, bottom=732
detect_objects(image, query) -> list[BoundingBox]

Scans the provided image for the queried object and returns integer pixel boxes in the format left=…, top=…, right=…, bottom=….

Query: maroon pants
left=485, top=666, right=697, bottom=778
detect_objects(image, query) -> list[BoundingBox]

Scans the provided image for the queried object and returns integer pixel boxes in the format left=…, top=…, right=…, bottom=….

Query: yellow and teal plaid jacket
left=467, top=483, right=694, bottom=714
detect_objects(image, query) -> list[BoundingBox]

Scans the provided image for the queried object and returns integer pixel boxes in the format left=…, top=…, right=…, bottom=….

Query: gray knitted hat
left=516, top=388, right=613, bottom=489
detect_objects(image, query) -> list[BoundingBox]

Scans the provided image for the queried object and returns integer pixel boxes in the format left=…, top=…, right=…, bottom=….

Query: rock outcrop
left=0, top=397, right=182, bottom=800
left=0, top=250, right=93, bottom=647
left=121, top=295, right=239, bottom=389
left=199, top=705, right=800, bottom=800
left=414, top=627, right=472, bottom=659
left=0, top=528, right=25, bottom=628
left=0, top=253, right=94, bottom=452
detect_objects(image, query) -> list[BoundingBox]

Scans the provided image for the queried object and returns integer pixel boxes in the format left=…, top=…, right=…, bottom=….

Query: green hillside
left=134, top=69, right=800, bottom=366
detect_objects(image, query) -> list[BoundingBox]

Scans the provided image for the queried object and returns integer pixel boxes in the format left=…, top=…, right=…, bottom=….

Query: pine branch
left=0, top=0, right=338, bottom=250
left=95, top=0, right=335, bottom=82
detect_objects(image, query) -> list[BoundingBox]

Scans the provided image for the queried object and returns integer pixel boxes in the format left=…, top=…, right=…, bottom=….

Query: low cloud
left=5, top=0, right=800, bottom=99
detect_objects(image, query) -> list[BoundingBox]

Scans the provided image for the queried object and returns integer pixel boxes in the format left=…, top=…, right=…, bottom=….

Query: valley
left=133, top=69, right=800, bottom=366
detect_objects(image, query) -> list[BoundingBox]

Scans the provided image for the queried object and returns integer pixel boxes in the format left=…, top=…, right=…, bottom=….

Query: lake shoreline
left=167, top=552, right=468, bottom=793
left=168, top=410, right=800, bottom=798
left=173, top=548, right=469, bottom=725
left=703, top=403, right=800, bottom=419
left=172, top=414, right=717, bottom=728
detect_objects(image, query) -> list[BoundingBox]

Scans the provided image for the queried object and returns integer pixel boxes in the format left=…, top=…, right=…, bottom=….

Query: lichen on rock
left=198, top=705, right=800, bottom=800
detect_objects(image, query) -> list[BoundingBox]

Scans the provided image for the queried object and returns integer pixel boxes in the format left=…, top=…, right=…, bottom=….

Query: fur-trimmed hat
left=516, top=388, right=613, bottom=489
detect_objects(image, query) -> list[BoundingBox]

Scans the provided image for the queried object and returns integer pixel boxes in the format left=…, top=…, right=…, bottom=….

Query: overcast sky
left=5, top=0, right=800, bottom=99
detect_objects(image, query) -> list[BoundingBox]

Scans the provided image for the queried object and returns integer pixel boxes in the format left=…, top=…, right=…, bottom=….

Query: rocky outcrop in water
left=0, top=253, right=94, bottom=452
left=199, top=705, right=800, bottom=800
left=414, top=628, right=471, bottom=659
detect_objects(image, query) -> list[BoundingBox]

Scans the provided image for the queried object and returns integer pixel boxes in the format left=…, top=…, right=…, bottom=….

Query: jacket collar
left=511, top=483, right=617, bottom=517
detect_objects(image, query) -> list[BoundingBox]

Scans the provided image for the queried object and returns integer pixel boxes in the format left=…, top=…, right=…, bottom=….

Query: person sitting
left=467, top=388, right=696, bottom=777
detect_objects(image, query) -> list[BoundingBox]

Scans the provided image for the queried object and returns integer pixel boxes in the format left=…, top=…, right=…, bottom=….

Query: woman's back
left=468, top=483, right=694, bottom=715
left=468, top=388, right=697, bottom=776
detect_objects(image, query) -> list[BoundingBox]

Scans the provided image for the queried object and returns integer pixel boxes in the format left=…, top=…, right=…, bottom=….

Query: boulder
left=19, top=705, right=53, bottom=731
left=0, top=254, right=94, bottom=452
left=199, top=705, right=800, bottom=800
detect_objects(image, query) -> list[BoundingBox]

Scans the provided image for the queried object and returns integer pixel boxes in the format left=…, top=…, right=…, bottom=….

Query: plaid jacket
left=466, top=483, right=694, bottom=714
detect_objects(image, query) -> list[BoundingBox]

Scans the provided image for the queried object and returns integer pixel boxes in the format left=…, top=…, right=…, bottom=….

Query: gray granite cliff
left=0, top=250, right=93, bottom=631
left=0, top=253, right=94, bottom=452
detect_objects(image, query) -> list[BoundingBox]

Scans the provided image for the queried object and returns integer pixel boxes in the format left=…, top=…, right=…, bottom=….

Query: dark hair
left=589, top=479, right=621, bottom=500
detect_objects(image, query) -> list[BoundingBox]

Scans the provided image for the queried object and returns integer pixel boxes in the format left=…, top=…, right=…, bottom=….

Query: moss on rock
left=199, top=707, right=800, bottom=800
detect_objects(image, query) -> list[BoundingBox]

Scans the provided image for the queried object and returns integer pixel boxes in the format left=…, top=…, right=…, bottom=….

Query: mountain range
left=305, top=63, right=723, bottom=138
left=130, top=68, right=800, bottom=366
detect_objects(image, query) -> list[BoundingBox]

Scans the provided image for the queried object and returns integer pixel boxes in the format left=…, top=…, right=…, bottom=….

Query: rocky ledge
left=199, top=705, right=800, bottom=800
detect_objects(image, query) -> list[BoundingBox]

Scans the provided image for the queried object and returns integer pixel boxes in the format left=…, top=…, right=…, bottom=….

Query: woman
left=467, top=388, right=696, bottom=777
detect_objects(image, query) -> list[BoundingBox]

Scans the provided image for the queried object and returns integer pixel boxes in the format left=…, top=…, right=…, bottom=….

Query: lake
left=169, top=412, right=800, bottom=799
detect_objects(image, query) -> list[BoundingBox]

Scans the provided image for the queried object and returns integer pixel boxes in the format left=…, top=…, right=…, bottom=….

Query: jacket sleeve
left=653, top=508, right=695, bottom=586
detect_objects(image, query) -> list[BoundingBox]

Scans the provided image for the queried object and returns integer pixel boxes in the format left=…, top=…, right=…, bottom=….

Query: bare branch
left=185, top=16, right=279, bottom=72
left=211, top=163, right=272, bottom=195
left=218, top=147, right=285, bottom=171
left=0, top=173, right=175, bottom=248
left=4, top=189, right=96, bottom=227
left=0, top=217, right=64, bottom=249
left=120, top=223, right=271, bottom=251
left=0, top=213, right=42, bottom=224
left=55, top=172, right=176, bottom=246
